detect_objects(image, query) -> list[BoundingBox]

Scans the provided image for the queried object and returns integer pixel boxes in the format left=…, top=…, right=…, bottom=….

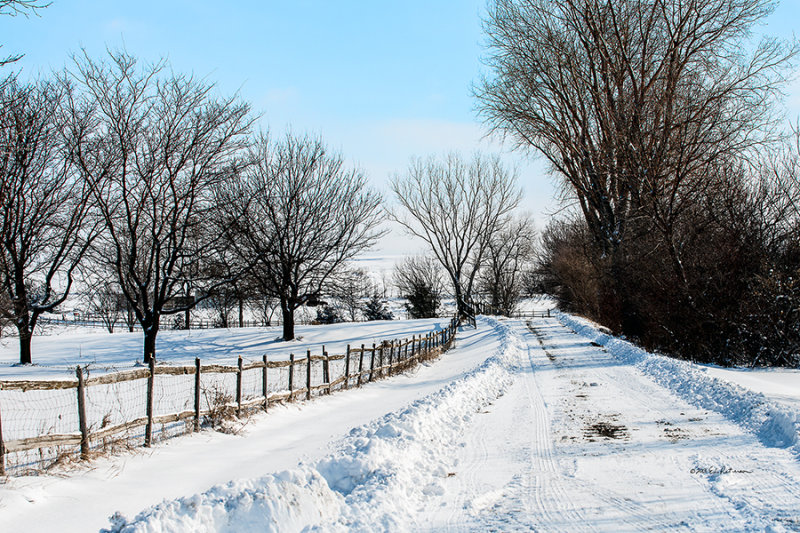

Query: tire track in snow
left=525, top=320, right=720, bottom=530
left=531, top=317, right=800, bottom=531
left=427, top=319, right=590, bottom=532
left=516, top=321, right=591, bottom=531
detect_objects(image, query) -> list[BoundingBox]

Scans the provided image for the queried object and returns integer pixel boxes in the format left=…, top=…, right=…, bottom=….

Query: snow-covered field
left=2, top=311, right=800, bottom=531
left=0, top=318, right=447, bottom=380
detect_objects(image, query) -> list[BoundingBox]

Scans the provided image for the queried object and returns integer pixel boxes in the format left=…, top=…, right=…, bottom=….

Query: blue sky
left=2, top=1, right=799, bottom=254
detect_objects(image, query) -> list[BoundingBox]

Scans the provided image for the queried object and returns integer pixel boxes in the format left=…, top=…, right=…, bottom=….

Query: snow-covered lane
left=420, top=318, right=800, bottom=531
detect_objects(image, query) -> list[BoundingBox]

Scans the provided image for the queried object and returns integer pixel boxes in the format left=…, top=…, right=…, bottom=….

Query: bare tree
left=85, top=284, right=124, bottom=333
left=64, top=51, right=252, bottom=362
left=391, top=152, right=521, bottom=317
left=393, top=256, right=444, bottom=319
left=478, top=0, right=793, bottom=251
left=477, top=0, right=796, bottom=333
left=0, top=78, right=95, bottom=363
left=478, top=215, right=536, bottom=316
left=251, top=295, right=278, bottom=327
left=217, top=132, right=384, bottom=340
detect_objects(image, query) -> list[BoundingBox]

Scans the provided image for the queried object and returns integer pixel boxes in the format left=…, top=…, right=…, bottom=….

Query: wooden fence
left=0, top=317, right=459, bottom=476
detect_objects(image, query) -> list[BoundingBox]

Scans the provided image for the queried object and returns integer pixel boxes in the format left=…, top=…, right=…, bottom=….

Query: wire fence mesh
left=0, top=318, right=458, bottom=476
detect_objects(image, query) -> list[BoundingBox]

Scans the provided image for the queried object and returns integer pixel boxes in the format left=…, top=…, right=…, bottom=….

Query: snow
left=0, top=319, right=504, bottom=532
left=2, top=312, right=800, bottom=531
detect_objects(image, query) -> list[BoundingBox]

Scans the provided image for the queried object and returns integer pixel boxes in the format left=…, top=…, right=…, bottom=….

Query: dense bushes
left=538, top=164, right=800, bottom=367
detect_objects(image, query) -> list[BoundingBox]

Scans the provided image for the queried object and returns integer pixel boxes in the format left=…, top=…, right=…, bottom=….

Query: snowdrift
left=102, top=319, right=523, bottom=532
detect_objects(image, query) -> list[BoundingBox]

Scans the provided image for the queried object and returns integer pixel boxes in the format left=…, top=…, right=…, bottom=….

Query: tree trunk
left=453, top=283, right=466, bottom=318
left=238, top=298, right=244, bottom=328
left=18, top=327, right=32, bottom=365
left=281, top=303, right=295, bottom=341
left=143, top=320, right=160, bottom=363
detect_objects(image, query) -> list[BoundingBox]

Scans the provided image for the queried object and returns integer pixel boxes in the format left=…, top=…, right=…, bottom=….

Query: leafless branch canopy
left=478, top=215, right=536, bottom=316
left=477, top=0, right=796, bottom=255
left=0, top=1, right=50, bottom=66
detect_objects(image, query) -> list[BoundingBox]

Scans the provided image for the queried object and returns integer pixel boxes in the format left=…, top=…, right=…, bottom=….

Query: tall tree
left=217, top=132, right=383, bottom=340
left=0, top=78, right=95, bottom=363
left=391, top=152, right=521, bottom=317
left=476, top=0, right=796, bottom=330
left=65, top=51, right=252, bottom=362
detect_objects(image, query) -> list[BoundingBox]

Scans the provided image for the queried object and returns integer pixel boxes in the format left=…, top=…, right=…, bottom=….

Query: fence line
left=0, top=317, right=459, bottom=476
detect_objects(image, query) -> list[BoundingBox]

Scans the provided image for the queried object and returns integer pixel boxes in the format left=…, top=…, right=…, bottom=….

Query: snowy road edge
left=101, top=318, right=524, bottom=533
left=555, top=311, right=800, bottom=459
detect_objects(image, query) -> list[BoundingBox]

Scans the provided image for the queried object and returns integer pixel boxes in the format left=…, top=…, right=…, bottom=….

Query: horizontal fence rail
left=0, top=317, right=459, bottom=476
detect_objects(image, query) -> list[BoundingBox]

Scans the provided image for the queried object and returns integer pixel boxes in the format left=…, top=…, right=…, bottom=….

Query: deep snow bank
left=556, top=312, right=800, bottom=458
left=103, top=319, right=524, bottom=532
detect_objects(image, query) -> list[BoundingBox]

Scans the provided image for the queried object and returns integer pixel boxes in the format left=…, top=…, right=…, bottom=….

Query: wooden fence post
left=411, top=335, right=416, bottom=358
left=358, top=344, right=365, bottom=386
left=323, top=349, right=330, bottom=394
left=76, top=366, right=89, bottom=460
left=388, top=340, right=394, bottom=373
left=236, top=356, right=243, bottom=417
left=145, top=358, right=155, bottom=448
left=288, top=354, right=294, bottom=398
left=369, top=343, right=376, bottom=382
left=378, top=342, right=384, bottom=378
left=344, top=345, right=351, bottom=390
left=194, top=358, right=201, bottom=432
left=0, top=396, right=5, bottom=476
left=262, top=355, right=268, bottom=411
left=306, top=350, right=312, bottom=400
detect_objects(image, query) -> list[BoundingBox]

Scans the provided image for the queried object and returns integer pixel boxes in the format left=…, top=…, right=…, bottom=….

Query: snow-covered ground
left=2, top=312, right=800, bottom=531
left=0, top=318, right=446, bottom=380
